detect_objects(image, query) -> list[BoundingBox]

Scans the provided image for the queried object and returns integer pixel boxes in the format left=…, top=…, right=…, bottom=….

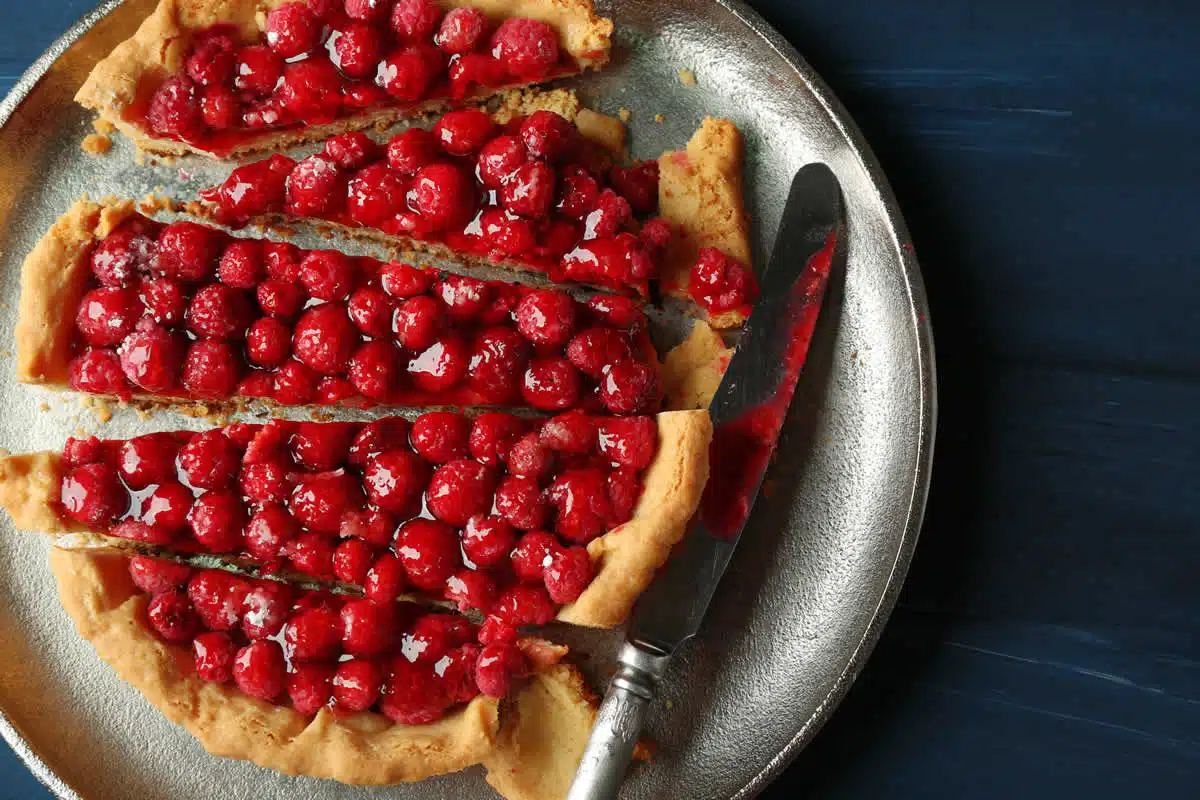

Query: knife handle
left=566, top=642, right=671, bottom=800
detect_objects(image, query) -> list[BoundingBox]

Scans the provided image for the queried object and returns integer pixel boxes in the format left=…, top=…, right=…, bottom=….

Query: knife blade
left=566, top=163, right=843, bottom=800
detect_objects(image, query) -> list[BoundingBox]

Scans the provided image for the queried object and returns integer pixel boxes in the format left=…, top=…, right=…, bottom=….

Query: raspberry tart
left=16, top=197, right=692, bottom=413
left=0, top=409, right=710, bottom=627
left=74, top=0, right=612, bottom=159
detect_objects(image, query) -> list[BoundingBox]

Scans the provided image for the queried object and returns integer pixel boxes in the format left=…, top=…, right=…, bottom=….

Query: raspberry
left=117, top=432, right=179, bottom=489
left=407, top=336, right=469, bottom=392
left=76, top=288, right=140, bottom=347
left=257, top=280, right=305, bottom=319
left=475, top=642, right=528, bottom=698
left=548, top=468, right=613, bottom=543
left=203, top=155, right=294, bottom=223
left=364, top=554, right=407, bottom=602
left=347, top=286, right=393, bottom=338
left=61, top=463, right=127, bottom=525
left=555, top=165, right=600, bottom=218
left=688, top=247, right=759, bottom=313
left=140, top=482, right=194, bottom=539
left=179, top=429, right=240, bottom=490
left=461, top=514, right=517, bottom=569
left=265, top=2, right=320, bottom=58
left=333, top=538, right=376, bottom=585
left=378, top=263, right=430, bottom=299
left=136, top=278, right=184, bottom=327
left=299, top=251, right=357, bottom=301
left=586, top=295, right=644, bottom=330
left=476, top=135, right=528, bottom=188
left=347, top=417, right=412, bottom=466
left=467, top=413, right=526, bottom=466
left=347, top=162, right=408, bottom=226
left=443, top=566, right=495, bottom=615
left=477, top=615, right=517, bottom=646
left=240, top=460, right=292, bottom=507
left=608, top=468, right=642, bottom=522
left=327, top=22, right=382, bottom=78
left=391, top=0, right=442, bottom=41
left=185, top=33, right=236, bottom=87
left=583, top=189, right=632, bottom=240
left=61, top=436, right=107, bottom=469
left=265, top=242, right=302, bottom=282
left=344, top=0, right=387, bottom=22
left=433, top=109, right=496, bottom=155
left=479, top=208, right=537, bottom=257
left=277, top=59, right=344, bottom=123
left=407, top=163, right=477, bottom=231
left=245, top=317, right=291, bottom=368
left=363, top=450, right=428, bottom=515
left=436, top=273, right=491, bottom=321
left=241, top=580, right=293, bottom=640
left=217, top=241, right=263, bottom=289
left=146, top=76, right=203, bottom=138
left=348, top=341, right=403, bottom=400
left=339, top=598, right=397, bottom=657
left=272, top=359, right=318, bottom=404
left=186, top=284, right=252, bottom=341
left=289, top=422, right=357, bottom=471
left=609, top=160, right=660, bottom=215
left=521, top=357, right=581, bottom=411
left=385, top=128, right=440, bottom=176
left=492, top=584, right=555, bottom=626
left=425, top=460, right=498, bottom=526
left=435, top=7, right=487, bottom=54
left=565, top=327, right=633, bottom=378
left=234, top=641, right=286, bottom=701
left=501, top=161, right=555, bottom=218
left=234, top=45, right=284, bottom=95
left=376, top=45, right=443, bottom=101
left=284, top=606, right=342, bottom=662
left=544, top=546, right=594, bottom=603
left=111, top=519, right=173, bottom=546
left=292, top=303, right=359, bottom=374
left=187, top=570, right=251, bottom=631
left=147, top=591, right=200, bottom=643
left=380, top=660, right=448, bottom=724
left=490, top=18, right=559, bottom=80
left=437, top=643, right=483, bottom=703
left=333, top=659, right=384, bottom=711
left=495, top=475, right=549, bottom=531
left=200, top=86, right=239, bottom=129
left=510, top=530, right=562, bottom=583
left=514, top=289, right=576, bottom=347
left=447, top=52, right=505, bottom=98
left=91, top=224, right=154, bottom=286
left=188, top=491, right=248, bottom=552
left=638, top=217, right=673, bottom=255
left=520, top=111, right=576, bottom=162
left=288, top=663, right=335, bottom=714
left=289, top=471, right=364, bottom=534
left=600, top=359, right=662, bottom=414
left=394, top=519, right=459, bottom=590
left=155, top=222, right=223, bottom=283
left=411, top=411, right=470, bottom=463
left=181, top=340, right=242, bottom=399
left=244, top=506, right=298, bottom=561
left=128, top=556, right=193, bottom=595
left=506, top=432, right=554, bottom=479
left=68, top=350, right=130, bottom=398
left=598, top=416, right=658, bottom=470
left=389, top=296, right=439, bottom=352
left=322, top=132, right=381, bottom=171
left=539, top=412, right=597, bottom=455
left=287, top=155, right=348, bottom=217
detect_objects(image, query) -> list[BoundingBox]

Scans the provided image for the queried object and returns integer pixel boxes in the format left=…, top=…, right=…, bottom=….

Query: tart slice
left=17, top=197, right=673, bottom=413
left=0, top=409, right=710, bottom=628
left=75, top=0, right=612, bottom=159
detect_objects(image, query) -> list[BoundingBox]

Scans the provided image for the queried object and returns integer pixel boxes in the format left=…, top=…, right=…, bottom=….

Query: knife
left=566, top=163, right=843, bottom=800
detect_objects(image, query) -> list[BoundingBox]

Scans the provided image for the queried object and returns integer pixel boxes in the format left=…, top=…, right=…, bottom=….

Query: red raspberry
left=333, top=538, right=375, bottom=585
left=128, top=556, right=192, bottom=595
left=385, top=128, right=440, bottom=176
left=136, top=278, right=184, bottom=327
left=555, top=165, right=600, bottom=218
left=447, top=52, right=505, bottom=98
left=200, top=84, right=240, bottom=130
left=608, top=468, right=642, bottom=522
left=495, top=475, right=549, bottom=531
left=600, top=360, right=662, bottom=414
left=245, top=317, right=291, bottom=368
left=506, top=432, right=554, bottom=479
left=407, top=336, right=469, bottom=392
left=203, top=155, right=294, bottom=222
left=348, top=341, right=403, bottom=400
left=333, top=659, right=384, bottom=711
left=475, top=642, right=528, bottom=698
left=390, top=0, right=442, bottom=41
left=514, top=289, right=576, bottom=347
left=598, top=416, right=658, bottom=470
left=288, top=422, right=357, bottom=471
left=76, top=287, right=140, bottom=347
left=489, top=18, right=559, bottom=80
left=548, top=468, right=613, bottom=542
left=347, top=286, right=393, bottom=338
left=277, top=59, right=343, bottom=123
left=241, top=460, right=291, bottom=506
left=234, top=640, right=286, bottom=701
left=521, top=357, right=581, bottom=411
left=380, top=660, right=448, bottom=724
left=583, top=189, right=632, bottom=240
left=468, top=413, right=526, bottom=466
left=217, top=241, right=263, bottom=289
left=439, top=643, right=483, bottom=703
left=426, top=460, right=498, bottom=526
left=241, top=580, right=293, bottom=639
left=61, top=436, right=107, bottom=469
left=461, top=514, right=517, bottom=569
left=117, top=433, right=179, bottom=489
left=492, top=584, right=556, bottom=626
left=322, top=132, right=381, bottom=171
left=242, top=420, right=287, bottom=464
left=395, top=519, right=461, bottom=590
left=179, top=429, right=240, bottom=490
left=339, top=598, right=397, bottom=657
left=147, top=591, right=200, bottom=643
left=244, top=505, right=298, bottom=561
left=272, top=359, right=319, bottom=404
left=501, top=161, right=555, bottom=218
left=299, top=251, right=357, bottom=301
left=585, top=295, right=641, bottom=330
left=60, top=463, right=127, bottom=525
left=284, top=605, right=342, bottom=662
left=181, top=340, right=242, bottom=399
left=188, top=491, right=247, bottom=552
left=364, top=553, right=407, bottom=602
left=510, top=530, right=562, bottom=583
left=265, top=2, right=320, bottom=58
left=185, top=33, right=236, bottom=87
left=609, top=160, right=660, bottom=215
left=68, top=350, right=130, bottom=398
left=110, top=519, right=172, bottom=546
left=477, top=615, right=517, bottom=645
left=256, top=280, right=305, bottom=320
left=638, top=217, right=673, bottom=254
left=520, top=111, right=576, bottom=162
left=234, top=45, right=284, bottom=95
left=688, top=247, right=759, bottom=313
left=363, top=450, right=428, bottom=515
left=476, top=135, right=528, bottom=188
left=187, top=570, right=251, bottom=631
left=408, top=163, right=477, bottom=230
left=565, top=327, right=633, bottom=378
left=140, top=482, right=194, bottom=539
left=337, top=510, right=393, bottom=548
left=344, top=0, right=387, bottom=22
left=347, top=162, right=408, bottom=225
left=264, top=242, right=302, bottom=282
left=347, top=417, right=412, bottom=465
left=411, top=411, right=470, bottom=463
left=186, top=284, right=252, bottom=341
left=287, top=155, right=348, bottom=217
left=146, top=76, right=203, bottom=138
left=91, top=224, right=155, bottom=286
left=540, top=411, right=596, bottom=454
left=435, top=7, right=487, bottom=53
left=407, top=613, right=474, bottom=654
left=444, top=569, right=495, bottom=614
left=292, top=303, right=359, bottom=374
left=391, top=295, right=442, bottom=350
left=479, top=208, right=537, bottom=257
left=377, top=264, right=429, bottom=300
left=436, top=273, right=491, bottom=321
left=327, top=22, right=382, bottom=78
left=433, top=109, right=496, bottom=156
left=289, top=471, right=364, bottom=534
left=544, top=546, right=594, bottom=603
left=156, top=222, right=223, bottom=283
left=376, top=45, right=443, bottom=101
left=288, top=663, right=335, bottom=714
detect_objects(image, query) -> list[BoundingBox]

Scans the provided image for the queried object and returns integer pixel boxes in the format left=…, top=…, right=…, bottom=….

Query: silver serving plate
left=0, top=0, right=935, bottom=798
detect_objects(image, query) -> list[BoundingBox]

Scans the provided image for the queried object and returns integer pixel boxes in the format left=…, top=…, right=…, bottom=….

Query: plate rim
left=0, top=0, right=936, bottom=797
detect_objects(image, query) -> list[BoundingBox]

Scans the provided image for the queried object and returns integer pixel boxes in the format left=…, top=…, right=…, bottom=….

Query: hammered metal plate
left=0, top=0, right=935, bottom=798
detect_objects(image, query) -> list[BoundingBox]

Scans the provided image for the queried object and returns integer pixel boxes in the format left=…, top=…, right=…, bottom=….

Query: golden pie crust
left=74, top=0, right=613, bottom=159
left=0, top=409, right=710, bottom=629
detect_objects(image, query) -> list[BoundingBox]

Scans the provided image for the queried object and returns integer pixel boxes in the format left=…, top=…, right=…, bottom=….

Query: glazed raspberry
left=333, top=659, right=384, bottom=711
left=179, top=429, right=240, bottom=490
left=288, top=663, right=335, bottom=714
left=495, top=475, right=549, bottom=531
left=477, top=615, right=517, bottom=646
left=156, top=222, right=222, bottom=282
left=376, top=45, right=442, bottom=101
left=447, top=52, right=505, bottom=98
left=185, top=33, right=236, bottom=87
left=412, top=613, right=474, bottom=649
left=437, top=643, right=483, bottom=703
left=347, top=417, right=412, bottom=466
left=608, top=468, right=642, bottom=522
left=241, top=460, right=291, bottom=506
left=203, top=156, right=294, bottom=222
left=200, top=85, right=239, bottom=131
left=434, top=110, right=496, bottom=156
left=565, top=327, right=633, bottom=378
left=347, top=162, right=408, bottom=225
left=348, top=341, right=403, bottom=400
left=385, top=128, right=440, bottom=176
left=146, top=76, right=203, bottom=138
left=289, top=471, right=364, bottom=534
left=475, top=642, right=528, bottom=698
left=76, top=287, right=139, bottom=346
left=408, top=163, right=477, bottom=230
left=61, top=463, right=127, bottom=525
left=91, top=224, right=154, bottom=286
left=514, top=289, right=576, bottom=347
left=234, top=45, right=284, bottom=95
left=638, top=217, right=673, bottom=254
left=234, top=640, right=286, bottom=701
left=265, top=2, right=319, bottom=58
left=521, top=357, right=581, bottom=411
left=492, top=584, right=556, bottom=626
left=327, top=22, right=382, bottom=78
left=284, top=606, right=342, bottom=662
left=118, top=432, right=180, bottom=489
left=147, top=591, right=199, bottom=643
left=563, top=233, right=657, bottom=288
left=188, top=570, right=251, bottom=631
left=609, top=161, right=660, bottom=215
left=544, top=546, right=594, bottom=603
left=395, top=519, right=461, bottom=590
left=189, top=491, right=248, bottom=552
left=507, top=432, right=554, bottom=479
left=476, top=135, right=528, bottom=188
left=128, top=556, right=193, bottom=595
left=600, top=359, right=662, bottom=414
left=436, top=273, right=491, bottom=321
left=333, top=538, right=375, bottom=585
left=62, top=435, right=106, bottom=468
left=521, top=111, right=577, bottom=162
left=363, top=450, right=428, bottom=515
left=364, top=553, right=407, bottom=602
left=243, top=421, right=286, bottom=464
left=490, top=18, right=559, bottom=80
left=426, top=459, right=498, bottom=526
left=381, top=660, right=448, bottom=724
left=265, top=242, right=303, bottom=282
left=347, top=286, right=393, bottom=338
left=555, top=165, right=600, bottom=218
left=436, top=7, right=487, bottom=53
left=411, top=411, right=471, bottom=463
left=407, top=337, right=469, bottom=391
left=338, top=598, right=397, bottom=657
left=461, top=514, right=517, bottom=569
left=599, top=416, right=658, bottom=469
left=382, top=261, right=434, bottom=298
left=244, top=317, right=291, bottom=369
left=390, top=0, right=442, bottom=41
left=140, top=482, right=194, bottom=539
left=478, top=208, right=537, bottom=257
left=69, top=349, right=130, bottom=398
left=321, top=132, right=380, bottom=172
left=257, top=280, right=305, bottom=319
left=287, top=155, right=347, bottom=217
left=244, top=506, right=298, bottom=561
left=111, top=519, right=175, bottom=546
left=217, top=241, right=263, bottom=289
left=549, top=468, right=613, bottom=543
left=273, top=359, right=319, bottom=404
left=186, top=284, right=252, bottom=341
left=688, top=247, right=759, bottom=313
left=510, top=530, right=562, bottom=583
left=181, top=340, right=242, bottom=399
left=344, top=0, right=387, bottom=21
left=277, top=59, right=344, bottom=122
left=586, top=294, right=645, bottom=330
left=337, top=509, right=392, bottom=548
left=287, top=422, right=354, bottom=471
left=583, top=189, right=632, bottom=240
left=293, top=304, right=359, bottom=374
left=444, top=569, right=495, bottom=613
left=468, top=413, right=526, bottom=466
left=501, top=161, right=555, bottom=218
left=299, top=252, right=356, bottom=302
left=241, top=581, right=293, bottom=640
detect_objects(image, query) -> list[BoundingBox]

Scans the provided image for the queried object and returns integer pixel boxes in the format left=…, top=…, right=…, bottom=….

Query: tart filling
left=75, top=0, right=613, bottom=158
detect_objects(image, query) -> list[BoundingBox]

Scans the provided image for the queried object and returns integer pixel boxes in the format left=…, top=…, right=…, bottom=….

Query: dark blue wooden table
left=3, top=1, right=1198, bottom=797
